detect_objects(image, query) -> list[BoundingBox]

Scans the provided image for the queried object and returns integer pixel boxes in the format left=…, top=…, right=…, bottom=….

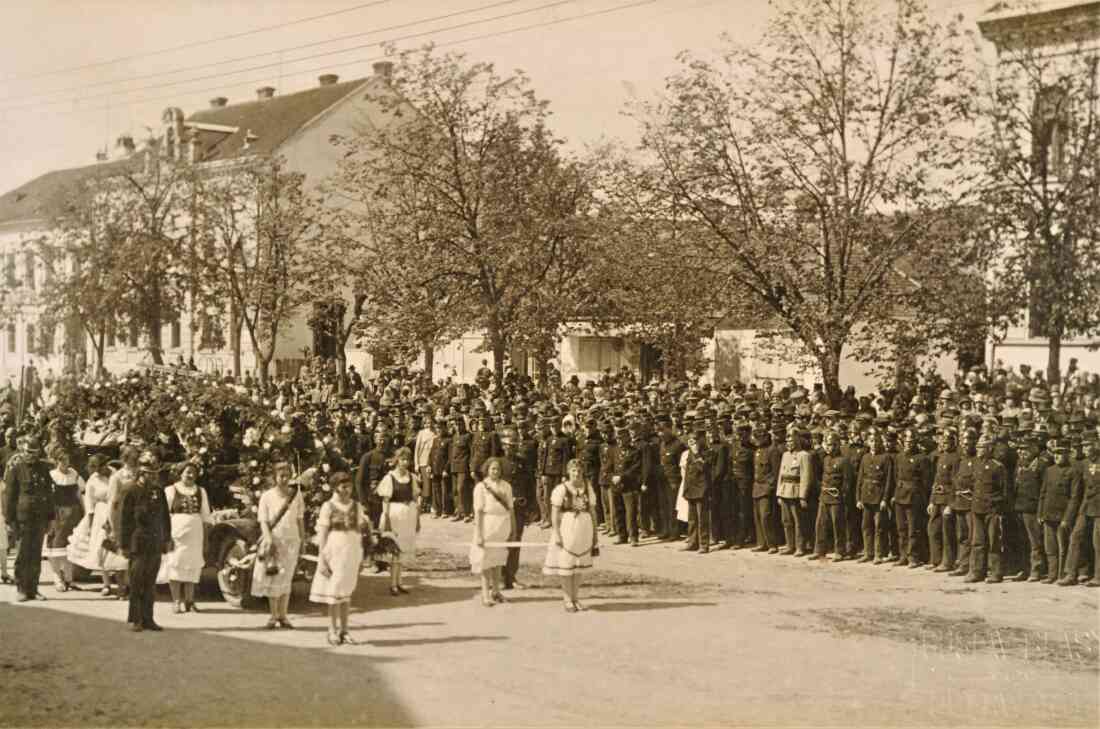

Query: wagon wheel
left=217, top=539, right=258, bottom=609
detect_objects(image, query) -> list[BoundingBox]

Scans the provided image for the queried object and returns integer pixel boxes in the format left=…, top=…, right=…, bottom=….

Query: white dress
left=158, top=483, right=211, bottom=584
left=543, top=483, right=597, bottom=576
left=251, top=487, right=304, bottom=598
left=309, top=499, right=367, bottom=605
left=377, top=471, right=419, bottom=566
left=69, top=472, right=129, bottom=573
left=468, top=480, right=514, bottom=573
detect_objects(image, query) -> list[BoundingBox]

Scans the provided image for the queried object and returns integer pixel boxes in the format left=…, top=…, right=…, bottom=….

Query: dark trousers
left=14, top=516, right=48, bottom=596
left=969, top=512, right=1003, bottom=579
left=432, top=475, right=453, bottom=516
left=954, top=509, right=971, bottom=569
left=686, top=496, right=711, bottom=550
left=589, top=476, right=604, bottom=526
left=753, top=496, right=775, bottom=549
left=894, top=503, right=919, bottom=564
left=641, top=486, right=660, bottom=534
left=1042, top=519, right=1068, bottom=580
left=451, top=472, right=468, bottom=518
left=537, top=476, right=554, bottom=524
left=860, top=503, right=887, bottom=559
left=712, top=481, right=736, bottom=545
left=616, top=491, right=640, bottom=543
left=128, top=549, right=162, bottom=626
left=845, top=491, right=863, bottom=556
left=778, top=498, right=808, bottom=552
left=1066, top=513, right=1098, bottom=581
left=1017, top=512, right=1044, bottom=577
left=601, top=486, right=618, bottom=535
left=814, top=501, right=845, bottom=556
left=418, top=467, right=432, bottom=511
left=927, top=504, right=954, bottom=568
left=733, top=480, right=754, bottom=545
left=505, top=509, right=525, bottom=587
left=664, top=480, right=681, bottom=538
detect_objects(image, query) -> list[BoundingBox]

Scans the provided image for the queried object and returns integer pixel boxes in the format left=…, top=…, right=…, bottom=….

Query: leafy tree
left=972, top=9, right=1100, bottom=386
left=190, top=157, right=313, bottom=386
left=630, top=0, right=974, bottom=403
left=323, top=44, right=595, bottom=388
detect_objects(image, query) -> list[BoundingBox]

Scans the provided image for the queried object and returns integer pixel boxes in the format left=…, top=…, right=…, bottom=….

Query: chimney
left=256, top=86, right=275, bottom=100
left=372, top=61, right=394, bottom=79
left=318, top=74, right=339, bottom=87
left=209, top=96, right=228, bottom=108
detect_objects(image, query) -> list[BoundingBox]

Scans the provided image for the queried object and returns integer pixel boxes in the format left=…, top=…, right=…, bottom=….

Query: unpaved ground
left=1, top=518, right=1097, bottom=728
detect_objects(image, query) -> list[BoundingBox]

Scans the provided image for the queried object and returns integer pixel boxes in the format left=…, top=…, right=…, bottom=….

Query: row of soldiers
left=340, top=394, right=1100, bottom=588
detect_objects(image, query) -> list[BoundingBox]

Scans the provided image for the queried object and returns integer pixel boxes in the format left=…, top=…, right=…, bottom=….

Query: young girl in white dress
left=251, top=460, right=305, bottom=630
left=310, top=471, right=371, bottom=646
left=69, top=455, right=128, bottom=596
left=469, top=458, right=515, bottom=607
left=376, top=447, right=420, bottom=596
left=160, top=463, right=212, bottom=613
left=543, top=459, right=599, bottom=612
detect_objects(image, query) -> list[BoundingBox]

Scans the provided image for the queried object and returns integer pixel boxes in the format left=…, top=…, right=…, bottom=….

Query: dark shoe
left=963, top=574, right=983, bottom=583
left=767, top=547, right=779, bottom=554
left=986, top=575, right=1003, bottom=584
left=781, top=549, right=796, bottom=556
left=698, top=547, right=710, bottom=555
left=793, top=550, right=807, bottom=558
left=1087, top=578, right=1100, bottom=588
left=873, top=558, right=886, bottom=565
left=1027, top=573, right=1042, bottom=582
left=1057, top=576, right=1076, bottom=587
left=277, top=619, right=295, bottom=630
left=950, top=568, right=968, bottom=577
left=807, top=554, right=823, bottom=561
left=15, top=591, right=31, bottom=602
left=615, top=538, right=628, bottom=545
left=265, top=618, right=279, bottom=630
left=340, top=631, right=358, bottom=645
left=831, top=554, right=845, bottom=563
left=491, top=591, right=506, bottom=604
left=130, top=623, right=144, bottom=632
left=908, top=562, right=923, bottom=569
left=143, top=623, right=163, bottom=631
left=630, top=540, right=639, bottom=548
left=1041, top=575, right=1057, bottom=585
left=751, top=546, right=768, bottom=553
left=680, top=544, right=699, bottom=552
left=0, top=574, right=12, bottom=584
left=395, top=585, right=410, bottom=595
left=564, top=601, right=577, bottom=613
left=895, top=558, right=909, bottom=567
left=187, top=602, right=201, bottom=613
left=390, top=586, right=401, bottom=597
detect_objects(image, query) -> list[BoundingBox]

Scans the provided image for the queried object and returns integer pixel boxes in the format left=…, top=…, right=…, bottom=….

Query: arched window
left=1033, top=85, right=1069, bottom=179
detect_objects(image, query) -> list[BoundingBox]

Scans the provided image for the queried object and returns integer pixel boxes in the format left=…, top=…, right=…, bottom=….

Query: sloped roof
left=185, top=76, right=371, bottom=162
left=0, top=157, right=138, bottom=227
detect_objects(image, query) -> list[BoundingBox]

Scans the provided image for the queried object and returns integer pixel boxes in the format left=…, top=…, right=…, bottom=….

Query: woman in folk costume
left=252, top=457, right=305, bottom=630
left=310, top=470, right=372, bottom=646
left=543, top=459, right=599, bottom=612
left=159, top=462, right=212, bottom=613
left=469, top=457, right=515, bottom=607
left=377, top=446, right=421, bottom=596
left=69, top=454, right=128, bottom=596
left=46, top=445, right=85, bottom=592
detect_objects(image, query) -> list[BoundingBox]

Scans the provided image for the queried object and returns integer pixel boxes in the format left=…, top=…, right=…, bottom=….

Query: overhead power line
left=0, top=0, right=584, bottom=113
left=0, top=0, right=530, bottom=105
left=25, top=0, right=660, bottom=119
left=0, top=0, right=395, bottom=84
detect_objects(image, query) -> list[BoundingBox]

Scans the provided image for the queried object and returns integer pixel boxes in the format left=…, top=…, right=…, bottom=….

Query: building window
left=23, top=251, right=34, bottom=290
left=25, top=323, right=34, bottom=353
left=106, top=321, right=116, bottom=348
left=1034, top=85, right=1069, bottom=179
left=40, top=325, right=53, bottom=355
left=170, top=318, right=182, bottom=349
left=129, top=321, right=139, bottom=348
left=5, top=254, right=15, bottom=287
left=577, top=336, right=623, bottom=373
left=7, top=324, right=14, bottom=353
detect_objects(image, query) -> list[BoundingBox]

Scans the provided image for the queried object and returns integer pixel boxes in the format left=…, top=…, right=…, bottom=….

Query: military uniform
left=660, top=433, right=687, bottom=540
left=813, top=450, right=854, bottom=559
left=928, top=450, right=959, bottom=570
left=893, top=449, right=932, bottom=566
left=4, top=451, right=55, bottom=600
left=1011, top=450, right=1046, bottom=580
left=729, top=433, right=755, bottom=547
left=1063, top=456, right=1100, bottom=587
left=428, top=426, right=453, bottom=517
left=448, top=423, right=473, bottom=520
left=682, top=446, right=712, bottom=553
left=598, top=431, right=620, bottom=539
left=1037, top=458, right=1075, bottom=583
left=777, top=446, right=813, bottom=556
left=950, top=454, right=977, bottom=575
left=856, top=451, right=894, bottom=562
left=967, top=454, right=1009, bottom=582
left=751, top=436, right=781, bottom=552
left=119, top=468, right=172, bottom=629
left=707, top=432, right=732, bottom=547
left=614, top=433, right=644, bottom=545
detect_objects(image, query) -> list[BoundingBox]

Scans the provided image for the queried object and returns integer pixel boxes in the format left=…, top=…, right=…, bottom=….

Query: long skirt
left=309, top=531, right=364, bottom=605
left=543, top=511, right=595, bottom=576
left=158, top=513, right=205, bottom=584
left=469, top=510, right=511, bottom=573
left=45, top=504, right=83, bottom=559
left=250, top=537, right=301, bottom=598
left=77, top=501, right=128, bottom=573
left=385, top=502, right=417, bottom=566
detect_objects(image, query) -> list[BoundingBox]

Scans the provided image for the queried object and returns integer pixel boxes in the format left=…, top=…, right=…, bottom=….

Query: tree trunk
left=146, top=313, right=164, bottom=365
left=422, top=341, right=435, bottom=384
left=1047, top=329, right=1062, bottom=388
left=536, top=356, right=548, bottom=387
left=230, top=305, right=242, bottom=379
left=819, top=342, right=844, bottom=408
left=257, top=355, right=271, bottom=387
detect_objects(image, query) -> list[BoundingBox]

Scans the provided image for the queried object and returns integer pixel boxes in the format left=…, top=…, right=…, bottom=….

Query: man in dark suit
left=449, top=416, right=473, bottom=522
left=4, top=436, right=54, bottom=601
left=119, top=450, right=172, bottom=631
left=613, top=422, right=645, bottom=546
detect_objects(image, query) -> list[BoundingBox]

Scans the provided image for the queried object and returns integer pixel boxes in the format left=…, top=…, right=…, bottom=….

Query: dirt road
left=2, top=518, right=1097, bottom=727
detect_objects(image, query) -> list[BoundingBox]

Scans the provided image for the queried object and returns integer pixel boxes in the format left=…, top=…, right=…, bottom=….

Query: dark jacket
left=857, top=453, right=894, bottom=506
left=930, top=451, right=959, bottom=506
left=892, top=451, right=932, bottom=506
left=819, top=453, right=855, bottom=505
left=1038, top=463, right=1075, bottom=523
left=1012, top=454, right=1045, bottom=514
left=356, top=448, right=390, bottom=504
left=449, top=432, right=472, bottom=475
left=119, top=477, right=172, bottom=555
left=681, top=449, right=711, bottom=500
left=615, top=442, right=644, bottom=493
left=971, top=456, right=1009, bottom=515
left=4, top=455, right=54, bottom=525
left=752, top=444, right=782, bottom=499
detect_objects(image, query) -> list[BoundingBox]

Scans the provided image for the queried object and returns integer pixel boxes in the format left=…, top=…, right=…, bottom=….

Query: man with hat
left=947, top=428, right=981, bottom=576
left=856, top=428, right=894, bottom=564
left=1038, top=438, right=1075, bottom=584
left=612, top=420, right=645, bottom=546
left=927, top=430, right=960, bottom=572
left=965, top=434, right=1010, bottom=583
left=681, top=428, right=713, bottom=554
left=657, top=414, right=686, bottom=542
left=729, top=418, right=756, bottom=548
left=892, top=429, right=932, bottom=568
left=1061, top=430, right=1100, bottom=587
left=751, top=426, right=781, bottom=553
left=598, top=419, right=621, bottom=540
left=4, top=435, right=54, bottom=601
left=119, top=449, right=172, bottom=631
left=776, top=429, right=813, bottom=556
left=1010, top=432, right=1048, bottom=581
left=810, top=430, right=853, bottom=562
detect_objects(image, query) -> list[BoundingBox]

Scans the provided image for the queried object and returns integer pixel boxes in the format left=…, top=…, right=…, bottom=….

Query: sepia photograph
left=0, top=0, right=1097, bottom=727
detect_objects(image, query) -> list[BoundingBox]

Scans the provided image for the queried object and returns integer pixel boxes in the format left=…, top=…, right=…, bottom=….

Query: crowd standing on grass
left=2, top=356, right=1099, bottom=641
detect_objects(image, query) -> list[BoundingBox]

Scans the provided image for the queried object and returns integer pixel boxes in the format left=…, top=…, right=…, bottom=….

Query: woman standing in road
left=543, top=459, right=599, bottom=612
left=310, top=471, right=371, bottom=645
left=470, top=457, right=515, bottom=607
left=46, top=446, right=85, bottom=592
left=161, top=462, right=212, bottom=613
left=69, top=455, right=128, bottom=596
left=376, top=447, right=420, bottom=596
left=252, top=459, right=305, bottom=629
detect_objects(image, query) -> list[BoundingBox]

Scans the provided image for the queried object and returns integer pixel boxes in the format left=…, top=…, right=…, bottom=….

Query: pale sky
left=0, top=0, right=1007, bottom=195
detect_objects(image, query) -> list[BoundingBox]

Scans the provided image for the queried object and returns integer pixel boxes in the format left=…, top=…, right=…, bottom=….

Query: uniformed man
left=893, top=429, right=932, bottom=568
left=729, top=421, right=756, bottom=549
left=119, top=449, right=172, bottom=631
left=657, top=415, right=686, bottom=542
left=4, top=436, right=54, bottom=602
left=927, top=430, right=959, bottom=572
left=751, top=427, right=781, bottom=553
left=1009, top=433, right=1046, bottom=581
left=539, top=416, right=572, bottom=528
left=500, top=426, right=532, bottom=590
left=708, top=417, right=733, bottom=549
left=810, top=430, right=853, bottom=562
left=681, top=429, right=712, bottom=554
left=1037, top=438, right=1075, bottom=584
left=1061, top=431, right=1100, bottom=587
left=598, top=419, right=620, bottom=539
left=613, top=422, right=644, bottom=546
left=449, top=415, right=473, bottom=523
left=856, top=428, right=894, bottom=564
left=777, top=429, right=813, bottom=556
left=948, top=429, right=980, bottom=577
left=966, top=434, right=1009, bottom=583
left=842, top=426, right=867, bottom=558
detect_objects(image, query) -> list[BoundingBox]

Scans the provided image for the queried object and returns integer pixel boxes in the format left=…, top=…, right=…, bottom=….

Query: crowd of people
left=2, top=356, right=1098, bottom=643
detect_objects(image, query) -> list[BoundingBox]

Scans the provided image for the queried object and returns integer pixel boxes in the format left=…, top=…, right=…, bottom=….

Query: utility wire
left=0, top=0, right=583, bottom=113
left=0, top=0, right=529, bottom=105
left=0, top=0, right=395, bottom=84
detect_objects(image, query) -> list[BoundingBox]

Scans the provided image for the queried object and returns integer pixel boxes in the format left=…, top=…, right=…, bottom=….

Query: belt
left=955, top=489, right=972, bottom=497
left=932, top=485, right=948, bottom=494
left=822, top=487, right=840, bottom=497
left=781, top=476, right=800, bottom=484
